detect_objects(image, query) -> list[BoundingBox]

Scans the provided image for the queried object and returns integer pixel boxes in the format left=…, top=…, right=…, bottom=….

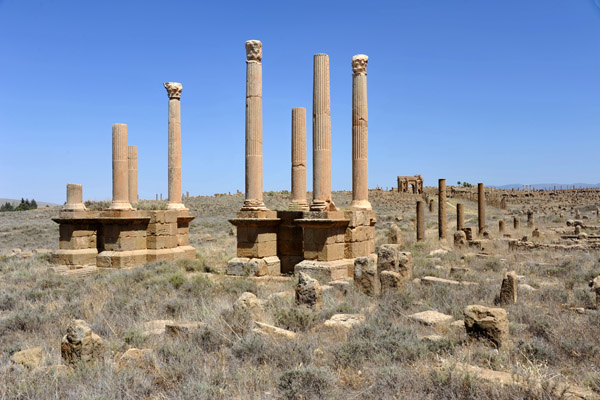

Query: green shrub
left=278, top=368, right=331, bottom=400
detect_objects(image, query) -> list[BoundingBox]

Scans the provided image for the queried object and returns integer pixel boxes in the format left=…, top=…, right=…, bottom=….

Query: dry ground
left=0, top=189, right=599, bottom=399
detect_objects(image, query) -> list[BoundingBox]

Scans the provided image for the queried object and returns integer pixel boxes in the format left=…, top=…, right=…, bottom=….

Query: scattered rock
left=115, top=348, right=160, bottom=374
left=428, top=249, right=448, bottom=257
left=295, top=272, right=323, bottom=311
left=454, top=230, right=467, bottom=249
left=10, top=347, right=43, bottom=369
left=354, top=254, right=380, bottom=296
left=380, top=270, right=406, bottom=294
left=253, top=321, right=297, bottom=340
left=518, top=283, right=537, bottom=292
left=233, top=292, right=264, bottom=321
left=464, top=305, right=509, bottom=348
left=328, top=279, right=351, bottom=297
left=421, top=276, right=478, bottom=286
left=141, top=320, right=174, bottom=337
left=377, top=244, right=412, bottom=281
left=388, top=224, right=402, bottom=245
left=165, top=321, right=205, bottom=336
left=496, top=271, right=517, bottom=306
left=322, top=314, right=366, bottom=340
left=61, top=319, right=106, bottom=365
left=409, top=310, right=454, bottom=326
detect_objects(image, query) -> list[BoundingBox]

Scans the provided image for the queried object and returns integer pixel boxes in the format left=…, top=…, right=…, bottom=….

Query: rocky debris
left=165, top=321, right=205, bottom=337
left=496, top=271, right=517, bottom=306
left=454, top=230, right=467, bottom=248
left=388, top=223, right=402, bottom=245
left=227, top=257, right=268, bottom=276
left=380, top=270, right=405, bottom=294
left=295, top=272, right=322, bottom=311
left=328, top=279, right=351, bottom=297
left=253, top=321, right=297, bottom=340
left=419, top=334, right=445, bottom=343
left=377, top=244, right=412, bottom=281
left=115, top=348, right=160, bottom=375
left=421, top=276, right=478, bottom=286
left=233, top=292, right=264, bottom=321
left=464, top=305, right=509, bottom=348
left=10, top=347, right=43, bottom=369
left=589, top=275, right=600, bottom=308
left=322, top=314, right=365, bottom=340
left=409, top=310, right=454, bottom=326
left=428, top=248, right=448, bottom=257
left=61, top=319, right=106, bottom=365
left=141, top=320, right=175, bottom=337
left=518, top=283, right=537, bottom=292
left=450, top=266, right=470, bottom=275
left=532, top=228, right=541, bottom=238
left=354, top=254, right=380, bottom=296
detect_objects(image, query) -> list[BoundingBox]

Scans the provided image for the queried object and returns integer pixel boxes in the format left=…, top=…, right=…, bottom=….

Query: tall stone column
left=350, top=54, right=371, bottom=210
left=63, top=184, right=86, bottom=211
left=438, top=179, right=447, bottom=240
left=290, top=107, right=308, bottom=210
left=456, top=203, right=464, bottom=231
left=164, top=82, right=185, bottom=210
left=128, top=145, right=138, bottom=203
left=514, top=216, right=520, bottom=230
left=241, top=40, right=267, bottom=211
left=311, top=53, right=335, bottom=211
left=478, top=183, right=485, bottom=234
left=110, top=124, right=132, bottom=210
left=417, top=200, right=425, bottom=242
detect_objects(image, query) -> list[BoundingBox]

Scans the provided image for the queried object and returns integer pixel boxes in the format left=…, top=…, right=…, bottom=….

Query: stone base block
left=146, top=249, right=175, bottom=263
left=344, top=240, right=373, bottom=259
left=237, top=240, right=277, bottom=258
left=294, top=259, right=354, bottom=283
left=304, top=242, right=345, bottom=261
left=227, top=256, right=281, bottom=276
left=178, top=245, right=196, bottom=260
left=97, top=249, right=147, bottom=268
left=51, top=248, right=98, bottom=267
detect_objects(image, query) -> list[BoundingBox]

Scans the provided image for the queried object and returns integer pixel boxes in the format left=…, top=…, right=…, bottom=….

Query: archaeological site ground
left=2, top=27, right=600, bottom=399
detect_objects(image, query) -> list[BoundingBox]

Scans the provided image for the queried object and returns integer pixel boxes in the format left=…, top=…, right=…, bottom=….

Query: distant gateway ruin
left=397, top=175, right=423, bottom=194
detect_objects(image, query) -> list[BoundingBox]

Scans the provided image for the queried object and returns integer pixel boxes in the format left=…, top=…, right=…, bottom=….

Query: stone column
left=290, top=107, right=308, bottom=210
left=63, top=184, right=86, bottom=211
left=350, top=54, right=371, bottom=210
left=241, top=40, right=267, bottom=211
left=457, top=203, right=464, bottom=231
left=514, top=217, right=520, bottom=230
left=128, top=145, right=138, bottom=203
left=417, top=200, right=425, bottom=242
left=499, top=220, right=505, bottom=233
left=428, top=199, right=434, bottom=213
left=110, top=124, right=132, bottom=210
left=527, top=211, right=534, bottom=227
left=478, top=183, right=485, bottom=234
left=164, top=82, right=185, bottom=210
left=311, top=53, right=334, bottom=211
left=438, top=179, right=447, bottom=240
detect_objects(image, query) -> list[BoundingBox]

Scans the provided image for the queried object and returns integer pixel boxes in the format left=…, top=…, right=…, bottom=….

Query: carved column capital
left=164, top=82, right=182, bottom=99
left=352, top=54, right=368, bottom=74
left=245, top=40, right=262, bottom=62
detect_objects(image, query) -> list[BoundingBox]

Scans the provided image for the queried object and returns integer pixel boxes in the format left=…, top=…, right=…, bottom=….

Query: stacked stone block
left=343, top=210, right=375, bottom=259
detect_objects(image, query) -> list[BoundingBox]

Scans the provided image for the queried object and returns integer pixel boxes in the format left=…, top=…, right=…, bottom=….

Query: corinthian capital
left=164, top=82, right=182, bottom=99
left=352, top=54, right=368, bottom=74
left=245, top=40, right=262, bottom=62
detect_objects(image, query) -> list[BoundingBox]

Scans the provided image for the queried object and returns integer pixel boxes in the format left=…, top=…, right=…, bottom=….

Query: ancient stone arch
left=397, top=175, right=423, bottom=194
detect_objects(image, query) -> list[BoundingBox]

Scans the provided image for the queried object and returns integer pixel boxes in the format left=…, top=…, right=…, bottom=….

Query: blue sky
left=1, top=0, right=599, bottom=203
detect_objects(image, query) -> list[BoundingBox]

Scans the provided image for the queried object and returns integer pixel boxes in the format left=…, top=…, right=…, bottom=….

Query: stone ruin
left=51, top=83, right=196, bottom=269
left=227, top=43, right=375, bottom=279
left=397, top=174, right=424, bottom=194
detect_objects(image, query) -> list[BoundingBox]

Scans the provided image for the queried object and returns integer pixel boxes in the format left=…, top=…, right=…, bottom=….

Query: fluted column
left=110, top=124, right=132, bottom=210
left=128, top=145, right=138, bottom=203
left=456, top=203, right=464, bottom=231
left=350, top=54, right=371, bottom=210
left=478, top=183, right=485, bottom=234
left=290, top=107, right=308, bottom=210
left=164, top=82, right=185, bottom=210
left=241, top=40, right=267, bottom=211
left=63, top=183, right=86, bottom=211
left=311, top=53, right=335, bottom=211
left=438, top=178, right=447, bottom=240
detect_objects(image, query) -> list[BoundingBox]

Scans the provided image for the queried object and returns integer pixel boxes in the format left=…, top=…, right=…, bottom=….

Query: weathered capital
left=245, top=40, right=262, bottom=62
left=164, top=82, right=182, bottom=99
left=352, top=54, right=368, bottom=74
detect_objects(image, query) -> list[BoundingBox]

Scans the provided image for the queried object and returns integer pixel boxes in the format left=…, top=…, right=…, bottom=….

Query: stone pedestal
left=311, top=54, right=334, bottom=211
left=242, top=40, right=267, bottom=211
left=290, top=108, right=308, bottom=210
left=110, top=124, right=132, bottom=210
left=350, top=54, right=371, bottom=210
left=164, top=82, right=185, bottom=210
left=128, top=146, right=138, bottom=203
left=63, top=184, right=87, bottom=211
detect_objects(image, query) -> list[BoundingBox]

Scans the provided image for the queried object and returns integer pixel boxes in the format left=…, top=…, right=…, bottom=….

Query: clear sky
left=1, top=0, right=599, bottom=203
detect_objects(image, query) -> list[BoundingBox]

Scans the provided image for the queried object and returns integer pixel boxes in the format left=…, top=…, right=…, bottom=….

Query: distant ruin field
left=1, top=189, right=600, bottom=399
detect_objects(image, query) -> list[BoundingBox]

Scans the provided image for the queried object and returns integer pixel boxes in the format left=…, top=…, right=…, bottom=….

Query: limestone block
left=354, top=254, right=379, bottom=296
left=253, top=322, right=296, bottom=340
left=321, top=313, right=365, bottom=340
left=146, top=249, right=175, bottom=263
left=61, top=319, right=106, bottom=365
left=380, top=270, right=406, bottom=293
left=496, top=271, right=517, bottom=306
left=462, top=227, right=476, bottom=241
left=51, top=249, right=98, bottom=266
left=263, top=256, right=281, bottom=275
left=344, top=240, right=369, bottom=259
left=233, top=292, right=264, bottom=321
left=294, top=259, right=352, bottom=283
left=295, top=272, right=323, bottom=311
left=237, top=240, right=277, bottom=258
left=464, top=305, right=509, bottom=348
left=409, top=310, right=454, bottom=326
left=179, top=246, right=196, bottom=260
left=304, top=242, right=345, bottom=261
left=376, top=245, right=412, bottom=280
left=165, top=321, right=205, bottom=336
left=454, top=230, right=467, bottom=249
left=115, top=348, right=159, bottom=374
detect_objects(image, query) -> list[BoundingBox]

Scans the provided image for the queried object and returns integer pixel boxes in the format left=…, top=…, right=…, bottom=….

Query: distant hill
left=0, top=198, right=59, bottom=208
left=490, top=183, right=600, bottom=190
